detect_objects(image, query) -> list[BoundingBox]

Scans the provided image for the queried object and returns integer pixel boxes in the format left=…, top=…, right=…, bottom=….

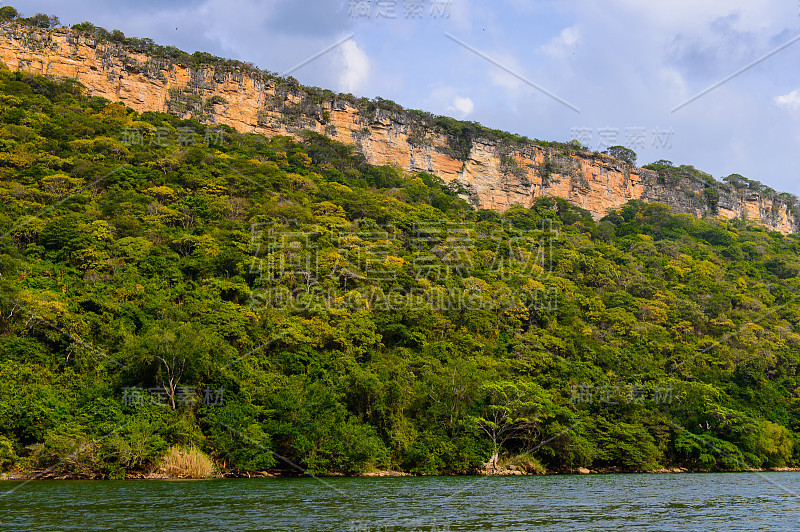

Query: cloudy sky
left=14, top=0, right=800, bottom=196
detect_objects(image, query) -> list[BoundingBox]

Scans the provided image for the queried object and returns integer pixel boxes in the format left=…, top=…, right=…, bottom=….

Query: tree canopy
left=0, top=67, right=798, bottom=477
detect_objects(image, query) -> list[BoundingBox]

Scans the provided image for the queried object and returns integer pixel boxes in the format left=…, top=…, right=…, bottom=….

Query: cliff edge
left=1, top=22, right=797, bottom=233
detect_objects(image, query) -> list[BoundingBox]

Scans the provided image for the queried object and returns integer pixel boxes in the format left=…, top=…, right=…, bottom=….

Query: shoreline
left=2, top=466, right=799, bottom=481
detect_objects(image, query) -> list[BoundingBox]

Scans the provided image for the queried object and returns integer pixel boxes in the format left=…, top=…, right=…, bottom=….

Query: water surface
left=2, top=472, right=799, bottom=531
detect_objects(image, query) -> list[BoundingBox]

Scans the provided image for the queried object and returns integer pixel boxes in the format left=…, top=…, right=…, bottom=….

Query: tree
left=127, top=323, right=214, bottom=410
left=604, top=145, right=637, bottom=166
left=0, top=6, right=18, bottom=21
left=1, top=66, right=800, bottom=479
left=703, top=186, right=720, bottom=210
left=26, top=13, right=60, bottom=28
left=471, top=381, right=551, bottom=463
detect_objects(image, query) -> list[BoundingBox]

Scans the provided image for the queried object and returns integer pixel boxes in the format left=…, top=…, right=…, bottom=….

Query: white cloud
left=657, top=66, right=689, bottom=103
left=32, top=0, right=800, bottom=196
left=424, top=86, right=475, bottom=118
left=540, top=26, right=580, bottom=58
left=480, top=51, right=527, bottom=93
left=339, top=40, right=370, bottom=93
left=601, top=0, right=790, bottom=33
left=775, top=89, right=800, bottom=110
left=448, top=95, right=475, bottom=118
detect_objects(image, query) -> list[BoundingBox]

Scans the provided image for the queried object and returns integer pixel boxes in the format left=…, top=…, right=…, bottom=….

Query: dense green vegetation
left=643, top=160, right=715, bottom=185
left=0, top=66, right=799, bottom=479
left=1, top=8, right=571, bottom=165
left=0, top=6, right=59, bottom=29
left=642, top=160, right=800, bottom=218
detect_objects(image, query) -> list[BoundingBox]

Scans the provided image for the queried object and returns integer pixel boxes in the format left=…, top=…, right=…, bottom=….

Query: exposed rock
left=361, top=470, right=412, bottom=477
left=2, top=23, right=798, bottom=233
left=476, top=455, right=528, bottom=475
left=577, top=467, right=592, bottom=474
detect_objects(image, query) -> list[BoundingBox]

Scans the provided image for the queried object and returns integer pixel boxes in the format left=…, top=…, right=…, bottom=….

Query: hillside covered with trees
left=0, top=66, right=799, bottom=478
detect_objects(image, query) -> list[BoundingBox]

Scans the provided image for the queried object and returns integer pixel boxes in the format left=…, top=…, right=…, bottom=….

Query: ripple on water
left=0, top=472, right=799, bottom=531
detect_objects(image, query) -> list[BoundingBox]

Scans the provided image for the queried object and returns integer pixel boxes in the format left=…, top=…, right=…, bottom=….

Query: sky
left=12, top=0, right=800, bottom=196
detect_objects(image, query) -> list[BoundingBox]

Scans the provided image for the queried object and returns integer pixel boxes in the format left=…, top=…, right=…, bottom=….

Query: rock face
left=2, top=23, right=798, bottom=233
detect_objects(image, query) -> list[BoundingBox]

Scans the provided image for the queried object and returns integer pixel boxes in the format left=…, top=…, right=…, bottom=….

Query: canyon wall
left=1, top=23, right=798, bottom=233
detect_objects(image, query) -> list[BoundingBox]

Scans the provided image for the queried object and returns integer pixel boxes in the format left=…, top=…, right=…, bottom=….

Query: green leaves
left=471, top=381, right=555, bottom=457
left=124, top=322, right=217, bottom=410
left=593, top=418, right=662, bottom=470
left=0, top=67, right=798, bottom=478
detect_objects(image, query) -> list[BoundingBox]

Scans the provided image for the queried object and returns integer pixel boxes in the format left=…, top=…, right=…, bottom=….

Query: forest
left=0, top=65, right=798, bottom=478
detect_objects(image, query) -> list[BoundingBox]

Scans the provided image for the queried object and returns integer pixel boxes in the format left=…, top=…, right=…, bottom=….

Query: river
left=2, top=472, right=799, bottom=531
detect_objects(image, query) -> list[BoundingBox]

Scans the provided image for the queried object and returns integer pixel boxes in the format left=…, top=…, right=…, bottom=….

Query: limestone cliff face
left=2, top=23, right=798, bottom=233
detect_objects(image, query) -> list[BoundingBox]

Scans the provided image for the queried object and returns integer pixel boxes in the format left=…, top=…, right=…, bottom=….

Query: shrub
left=23, top=13, right=59, bottom=28
left=160, top=446, right=217, bottom=478
left=0, top=435, right=17, bottom=471
left=501, top=452, right=546, bottom=474
left=106, top=419, right=168, bottom=470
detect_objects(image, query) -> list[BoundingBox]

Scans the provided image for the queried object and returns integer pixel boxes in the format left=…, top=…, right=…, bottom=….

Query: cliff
left=1, top=22, right=798, bottom=233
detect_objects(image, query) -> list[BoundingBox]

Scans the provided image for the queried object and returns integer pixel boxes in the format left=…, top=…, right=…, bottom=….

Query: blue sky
left=13, top=0, right=800, bottom=196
